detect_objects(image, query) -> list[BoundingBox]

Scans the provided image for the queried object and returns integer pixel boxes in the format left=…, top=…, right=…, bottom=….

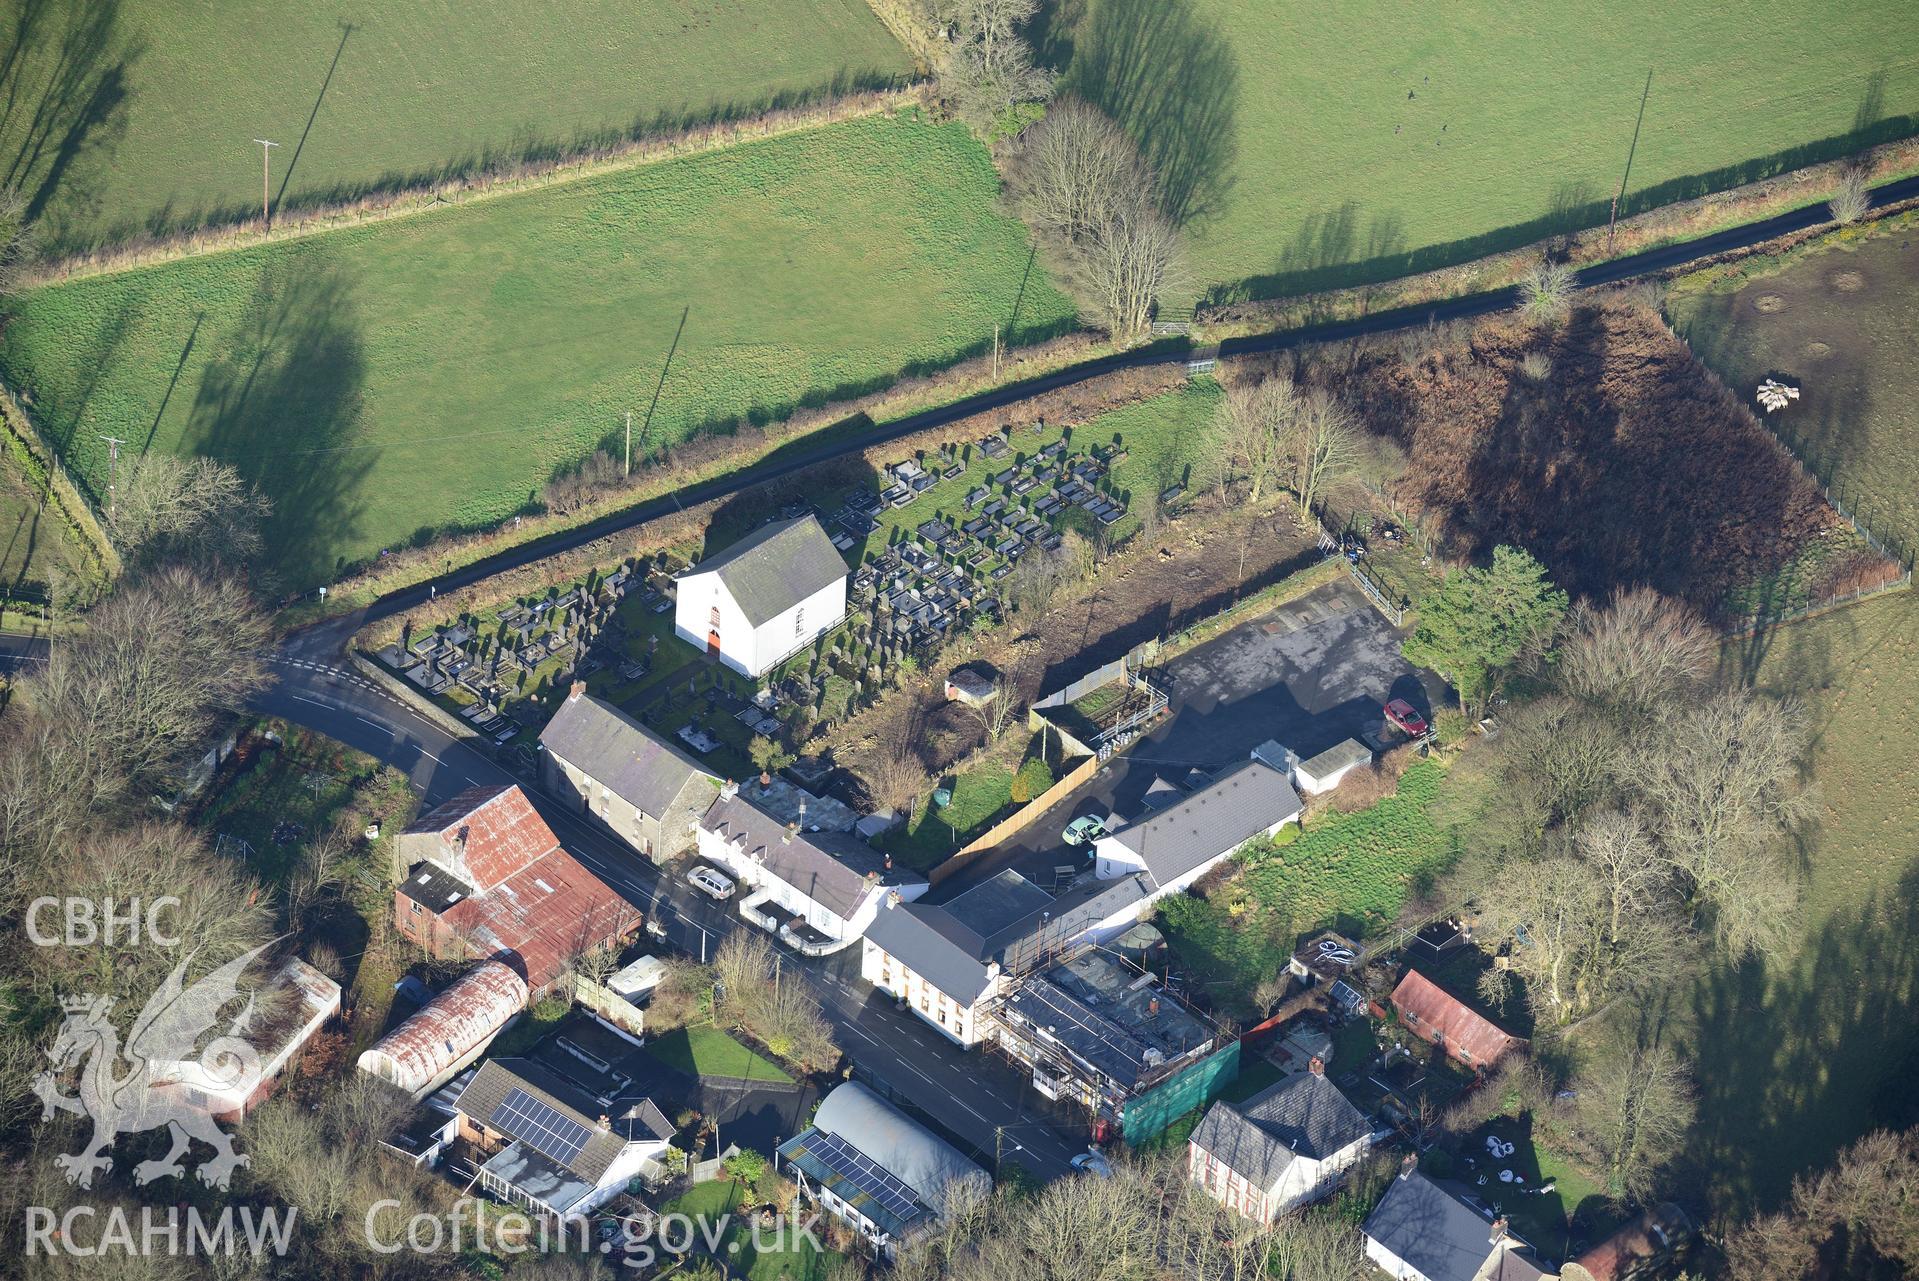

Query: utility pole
left=96, top=434, right=127, bottom=518
left=1605, top=70, right=1653, bottom=255
left=252, top=138, right=279, bottom=227
left=992, top=323, right=1001, bottom=381
left=624, top=410, right=632, bottom=477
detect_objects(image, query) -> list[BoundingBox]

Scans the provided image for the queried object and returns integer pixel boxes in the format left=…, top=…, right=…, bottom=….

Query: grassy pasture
left=0, top=0, right=910, bottom=252
left=1668, top=219, right=1919, bottom=567
left=1663, top=222, right=1919, bottom=1212
left=0, top=437, right=84, bottom=598
left=0, top=112, right=1076, bottom=587
left=1038, top=0, right=1919, bottom=302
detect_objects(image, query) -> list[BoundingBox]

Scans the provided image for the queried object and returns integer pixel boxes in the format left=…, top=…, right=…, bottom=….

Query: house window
left=409, top=902, right=422, bottom=915
left=795, top=606, right=805, bottom=637
left=709, top=606, right=722, bottom=628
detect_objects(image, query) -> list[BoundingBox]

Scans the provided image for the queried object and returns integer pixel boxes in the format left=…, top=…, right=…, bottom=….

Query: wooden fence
left=927, top=752, right=1103, bottom=885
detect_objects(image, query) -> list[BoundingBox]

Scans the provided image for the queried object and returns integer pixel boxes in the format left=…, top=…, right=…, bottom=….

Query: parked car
left=1071, top=1150, right=1114, bottom=1178
left=1062, top=815, right=1108, bottom=846
left=1383, top=698, right=1429, bottom=738
left=686, top=866, right=736, bottom=901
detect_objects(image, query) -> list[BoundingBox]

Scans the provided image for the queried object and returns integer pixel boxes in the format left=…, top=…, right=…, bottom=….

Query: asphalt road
left=9, top=175, right=1916, bottom=1179
left=0, top=632, right=1087, bottom=1179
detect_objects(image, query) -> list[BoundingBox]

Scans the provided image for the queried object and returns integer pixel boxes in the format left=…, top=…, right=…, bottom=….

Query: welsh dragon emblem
left=32, top=943, right=271, bottom=1190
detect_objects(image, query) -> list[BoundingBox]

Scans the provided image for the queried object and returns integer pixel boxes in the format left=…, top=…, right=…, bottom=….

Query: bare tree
left=1557, top=587, right=1715, bottom=721
left=1211, top=375, right=1299, bottom=503
left=1642, top=690, right=1810, bottom=960
left=108, top=456, right=271, bottom=574
left=1518, top=258, right=1576, bottom=327
left=1725, top=1126, right=1919, bottom=1280
left=25, top=566, right=270, bottom=791
left=936, top=0, right=1051, bottom=134
left=1285, top=389, right=1361, bottom=523
left=0, top=184, right=35, bottom=296
left=1829, top=164, right=1872, bottom=225
left=1008, top=542, right=1072, bottom=618
left=1572, top=1039, right=1696, bottom=1204
left=1007, top=97, right=1137, bottom=242
left=1078, top=189, right=1183, bottom=339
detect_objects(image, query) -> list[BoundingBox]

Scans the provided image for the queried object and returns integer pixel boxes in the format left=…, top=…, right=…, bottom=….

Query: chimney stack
left=720, top=779, right=739, bottom=801
left=1399, top=1153, right=1417, bottom=1181
left=597, top=1114, right=611, bottom=1131
left=568, top=680, right=586, bottom=702
left=1309, top=1055, right=1325, bottom=1076
left=783, top=821, right=797, bottom=843
left=1489, top=1216, right=1509, bottom=1245
left=760, top=770, right=772, bottom=788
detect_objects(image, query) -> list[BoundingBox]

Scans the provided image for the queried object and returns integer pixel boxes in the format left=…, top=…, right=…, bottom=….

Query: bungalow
left=698, top=780, right=926, bottom=953
left=1390, top=970, right=1526, bottom=1072
left=453, top=1055, right=674, bottom=1220
left=539, top=685, right=721, bottom=861
left=1364, top=1166, right=1555, bottom=1281
left=778, top=1082, right=990, bottom=1258
left=1092, top=757, right=1303, bottom=902
left=1188, top=1062, right=1379, bottom=1221
left=674, top=515, right=848, bottom=678
left=392, top=784, right=639, bottom=992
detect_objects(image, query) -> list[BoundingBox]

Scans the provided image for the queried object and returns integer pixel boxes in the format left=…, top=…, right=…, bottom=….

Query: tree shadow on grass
left=0, top=0, right=140, bottom=238
left=180, top=255, right=373, bottom=592
left=1685, top=859, right=1919, bottom=1220
left=1059, top=0, right=1239, bottom=229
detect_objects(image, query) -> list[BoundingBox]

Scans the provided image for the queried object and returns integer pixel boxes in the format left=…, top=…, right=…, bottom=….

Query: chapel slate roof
left=1190, top=1072, right=1373, bottom=1191
left=540, top=691, right=718, bottom=817
left=1104, top=760, right=1303, bottom=889
left=682, top=516, right=847, bottom=626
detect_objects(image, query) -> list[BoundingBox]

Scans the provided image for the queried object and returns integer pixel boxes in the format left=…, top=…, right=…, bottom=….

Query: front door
left=707, top=605, right=722, bottom=656
left=707, top=629, right=721, bottom=655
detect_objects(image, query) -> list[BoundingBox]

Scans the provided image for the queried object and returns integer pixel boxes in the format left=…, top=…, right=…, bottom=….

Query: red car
left=1384, top=699, right=1429, bottom=737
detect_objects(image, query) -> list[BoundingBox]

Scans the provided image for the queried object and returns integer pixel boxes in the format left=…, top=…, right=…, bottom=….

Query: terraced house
left=539, top=685, right=721, bottom=861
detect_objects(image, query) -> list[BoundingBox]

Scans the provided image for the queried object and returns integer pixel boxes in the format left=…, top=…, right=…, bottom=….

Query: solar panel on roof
left=492, top=1087, right=592, bottom=1166
left=809, top=1131, right=923, bottom=1220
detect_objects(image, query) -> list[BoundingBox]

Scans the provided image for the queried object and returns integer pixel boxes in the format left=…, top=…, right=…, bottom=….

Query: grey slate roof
left=702, top=791, right=924, bottom=921
left=1189, top=1072, right=1373, bottom=1191
left=540, top=692, right=718, bottom=818
left=683, top=516, right=847, bottom=626
left=454, top=1057, right=673, bottom=1185
left=1106, top=759, right=1303, bottom=889
left=866, top=871, right=1154, bottom=1007
left=1364, top=1171, right=1525, bottom=1281
left=864, top=899, right=995, bottom=1007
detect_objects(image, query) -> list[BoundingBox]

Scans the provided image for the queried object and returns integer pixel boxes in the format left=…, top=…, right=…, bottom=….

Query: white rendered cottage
left=674, top=516, right=847, bottom=678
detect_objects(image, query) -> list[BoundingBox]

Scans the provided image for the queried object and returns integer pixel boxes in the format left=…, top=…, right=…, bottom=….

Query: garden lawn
left=1158, top=758, right=1477, bottom=1002
left=665, top=1181, right=840, bottom=1281
left=644, top=1024, right=793, bottom=1084
left=0, top=113, right=1076, bottom=587
left=1041, top=0, right=1919, bottom=301
left=2, top=0, right=909, bottom=251
left=881, top=760, right=1016, bottom=871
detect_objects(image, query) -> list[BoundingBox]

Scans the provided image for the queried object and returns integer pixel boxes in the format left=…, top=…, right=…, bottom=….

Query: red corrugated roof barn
left=394, top=784, right=637, bottom=990
left=1389, top=969, right=1525, bottom=1070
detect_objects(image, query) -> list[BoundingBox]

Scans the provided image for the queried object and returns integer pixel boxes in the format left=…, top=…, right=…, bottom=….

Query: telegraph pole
left=624, top=411, right=632, bottom=477
left=96, top=434, right=127, bottom=518
left=1605, top=70, right=1653, bottom=255
left=252, top=138, right=279, bottom=226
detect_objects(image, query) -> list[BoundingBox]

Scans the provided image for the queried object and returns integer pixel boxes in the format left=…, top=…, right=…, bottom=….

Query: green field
left=0, top=0, right=910, bottom=252
left=0, top=112, right=1076, bottom=586
left=1661, top=220, right=1919, bottom=1211
left=1040, top=0, right=1919, bottom=301
left=0, top=437, right=84, bottom=599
